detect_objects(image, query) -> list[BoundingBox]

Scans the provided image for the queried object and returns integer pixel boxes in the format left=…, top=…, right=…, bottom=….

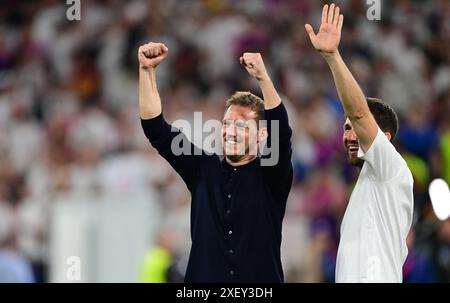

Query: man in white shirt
left=305, top=3, right=414, bottom=282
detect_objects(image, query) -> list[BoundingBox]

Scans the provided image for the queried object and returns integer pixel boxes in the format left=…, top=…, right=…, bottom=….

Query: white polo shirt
left=336, top=127, right=414, bottom=283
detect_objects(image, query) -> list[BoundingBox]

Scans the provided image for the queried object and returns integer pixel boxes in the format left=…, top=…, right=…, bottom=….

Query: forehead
left=223, top=105, right=257, bottom=121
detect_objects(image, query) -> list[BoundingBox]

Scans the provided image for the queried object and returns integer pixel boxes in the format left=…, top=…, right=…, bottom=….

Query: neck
left=225, top=155, right=257, bottom=167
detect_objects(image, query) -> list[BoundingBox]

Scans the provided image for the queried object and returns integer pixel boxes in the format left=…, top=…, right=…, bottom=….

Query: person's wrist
left=140, top=65, right=156, bottom=72
left=257, top=71, right=270, bottom=83
left=322, top=50, right=340, bottom=63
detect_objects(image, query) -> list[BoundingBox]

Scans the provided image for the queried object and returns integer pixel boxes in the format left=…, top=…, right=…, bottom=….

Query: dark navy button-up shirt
left=141, top=103, right=293, bottom=283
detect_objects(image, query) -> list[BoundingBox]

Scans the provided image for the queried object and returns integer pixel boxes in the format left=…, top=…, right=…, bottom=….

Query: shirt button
left=227, top=194, right=231, bottom=199
left=229, top=249, right=234, bottom=254
left=226, top=210, right=231, bottom=215
left=228, top=230, right=233, bottom=235
left=233, top=168, right=237, bottom=171
left=229, top=270, right=235, bottom=276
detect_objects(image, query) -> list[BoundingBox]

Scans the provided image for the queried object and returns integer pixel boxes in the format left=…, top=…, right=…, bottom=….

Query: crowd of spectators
left=0, top=0, right=449, bottom=282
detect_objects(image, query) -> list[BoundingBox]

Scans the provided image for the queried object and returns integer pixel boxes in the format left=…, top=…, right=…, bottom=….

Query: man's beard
left=225, top=146, right=251, bottom=163
left=227, top=154, right=246, bottom=163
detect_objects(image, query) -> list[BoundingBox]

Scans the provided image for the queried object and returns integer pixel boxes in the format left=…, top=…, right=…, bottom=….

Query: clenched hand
left=138, top=42, right=168, bottom=69
left=240, top=52, right=269, bottom=82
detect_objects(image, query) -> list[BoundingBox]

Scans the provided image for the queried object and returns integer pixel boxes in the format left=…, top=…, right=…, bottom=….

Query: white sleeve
left=357, top=127, right=406, bottom=181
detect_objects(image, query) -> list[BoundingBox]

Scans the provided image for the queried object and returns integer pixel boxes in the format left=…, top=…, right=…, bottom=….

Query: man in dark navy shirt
left=138, top=42, right=293, bottom=282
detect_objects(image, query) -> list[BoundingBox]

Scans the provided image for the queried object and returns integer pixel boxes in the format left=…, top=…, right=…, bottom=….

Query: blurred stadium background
left=0, top=0, right=449, bottom=283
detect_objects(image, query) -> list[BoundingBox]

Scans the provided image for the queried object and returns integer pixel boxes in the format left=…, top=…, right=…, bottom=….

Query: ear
left=384, top=132, right=392, bottom=141
left=258, top=127, right=268, bottom=143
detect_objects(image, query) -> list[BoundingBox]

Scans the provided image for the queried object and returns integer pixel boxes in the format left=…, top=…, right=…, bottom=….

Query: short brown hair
left=366, top=97, right=399, bottom=141
left=225, top=91, right=264, bottom=121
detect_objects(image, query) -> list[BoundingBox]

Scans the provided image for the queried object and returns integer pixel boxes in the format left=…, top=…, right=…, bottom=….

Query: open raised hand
left=305, top=3, right=343, bottom=56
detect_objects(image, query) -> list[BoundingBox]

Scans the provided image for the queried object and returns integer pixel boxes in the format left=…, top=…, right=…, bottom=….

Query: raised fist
left=138, top=42, right=168, bottom=69
left=240, top=52, right=268, bottom=81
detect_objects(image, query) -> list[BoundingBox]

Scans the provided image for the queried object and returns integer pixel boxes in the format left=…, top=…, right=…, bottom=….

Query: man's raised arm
left=240, top=53, right=282, bottom=110
left=138, top=42, right=168, bottom=119
left=305, top=3, right=378, bottom=152
left=241, top=52, right=293, bottom=195
left=138, top=42, right=199, bottom=190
